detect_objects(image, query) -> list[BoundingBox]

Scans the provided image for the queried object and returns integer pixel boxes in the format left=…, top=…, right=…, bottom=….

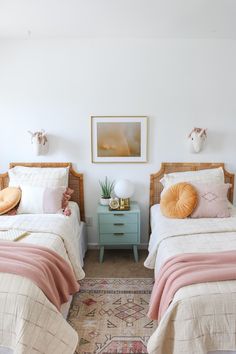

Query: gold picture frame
left=91, top=116, right=148, bottom=163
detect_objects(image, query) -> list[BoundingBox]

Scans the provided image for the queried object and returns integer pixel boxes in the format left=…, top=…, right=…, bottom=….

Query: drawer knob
left=114, top=214, right=124, bottom=216
left=113, top=233, right=124, bottom=236
left=113, top=223, right=124, bottom=226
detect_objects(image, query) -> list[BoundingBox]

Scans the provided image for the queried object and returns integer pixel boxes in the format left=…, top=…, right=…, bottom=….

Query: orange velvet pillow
left=0, top=187, right=21, bottom=215
left=160, top=182, right=198, bottom=219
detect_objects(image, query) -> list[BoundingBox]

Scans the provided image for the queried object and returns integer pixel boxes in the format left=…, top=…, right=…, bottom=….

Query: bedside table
left=97, top=201, right=140, bottom=263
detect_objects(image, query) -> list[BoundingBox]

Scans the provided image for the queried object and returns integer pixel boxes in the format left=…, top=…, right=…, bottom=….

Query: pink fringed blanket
left=148, top=251, right=236, bottom=322
left=0, top=241, right=80, bottom=310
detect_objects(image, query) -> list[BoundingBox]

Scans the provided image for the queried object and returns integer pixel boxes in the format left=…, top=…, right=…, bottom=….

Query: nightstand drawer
left=99, top=213, right=137, bottom=224
left=100, top=233, right=138, bottom=245
left=100, top=223, right=138, bottom=234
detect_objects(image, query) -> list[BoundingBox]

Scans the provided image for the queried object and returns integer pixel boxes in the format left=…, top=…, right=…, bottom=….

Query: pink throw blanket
left=148, top=251, right=236, bottom=322
left=0, top=241, right=80, bottom=310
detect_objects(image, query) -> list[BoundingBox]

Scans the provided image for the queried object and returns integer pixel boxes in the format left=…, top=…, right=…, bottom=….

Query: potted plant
left=99, top=177, right=115, bottom=206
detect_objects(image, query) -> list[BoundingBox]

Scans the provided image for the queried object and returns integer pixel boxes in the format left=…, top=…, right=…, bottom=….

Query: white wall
left=0, top=38, right=236, bottom=246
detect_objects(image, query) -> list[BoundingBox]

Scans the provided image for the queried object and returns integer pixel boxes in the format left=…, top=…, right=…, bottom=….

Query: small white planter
left=100, top=197, right=111, bottom=206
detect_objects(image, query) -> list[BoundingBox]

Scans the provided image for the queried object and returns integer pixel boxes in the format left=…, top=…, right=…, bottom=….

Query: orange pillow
left=0, top=187, right=21, bottom=215
left=160, top=182, right=198, bottom=219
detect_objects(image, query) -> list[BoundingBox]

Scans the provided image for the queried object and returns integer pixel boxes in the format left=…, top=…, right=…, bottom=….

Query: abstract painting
left=91, top=116, right=147, bottom=163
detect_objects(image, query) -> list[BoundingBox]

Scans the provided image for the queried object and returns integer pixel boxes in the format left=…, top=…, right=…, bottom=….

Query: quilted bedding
left=0, top=202, right=84, bottom=354
left=145, top=204, right=236, bottom=354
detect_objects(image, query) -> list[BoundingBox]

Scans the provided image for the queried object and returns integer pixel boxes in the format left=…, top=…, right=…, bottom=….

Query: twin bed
left=146, top=163, right=236, bottom=354
left=0, top=162, right=87, bottom=354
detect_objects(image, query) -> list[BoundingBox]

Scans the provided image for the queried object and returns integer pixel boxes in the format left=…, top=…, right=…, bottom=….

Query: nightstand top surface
left=97, top=201, right=140, bottom=214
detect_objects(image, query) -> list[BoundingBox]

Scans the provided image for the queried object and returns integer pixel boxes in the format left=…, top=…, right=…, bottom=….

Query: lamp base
left=118, top=198, right=130, bottom=210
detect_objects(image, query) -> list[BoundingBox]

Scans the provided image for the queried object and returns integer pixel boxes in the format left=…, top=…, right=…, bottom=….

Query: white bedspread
left=0, top=202, right=84, bottom=354
left=145, top=204, right=236, bottom=354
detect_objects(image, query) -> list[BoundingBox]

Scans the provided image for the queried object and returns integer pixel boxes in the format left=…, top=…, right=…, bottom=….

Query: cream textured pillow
left=161, top=167, right=224, bottom=192
left=190, top=182, right=231, bottom=218
left=0, top=187, right=21, bottom=215
left=160, top=182, right=198, bottom=219
left=9, top=166, right=69, bottom=188
left=17, top=186, right=66, bottom=214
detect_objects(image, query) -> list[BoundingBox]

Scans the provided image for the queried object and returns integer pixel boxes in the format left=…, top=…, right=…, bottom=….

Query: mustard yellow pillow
left=0, top=187, right=21, bottom=215
left=160, top=182, right=198, bottom=219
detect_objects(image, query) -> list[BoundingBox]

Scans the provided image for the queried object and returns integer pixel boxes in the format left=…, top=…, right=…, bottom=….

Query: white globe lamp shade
left=114, top=179, right=134, bottom=199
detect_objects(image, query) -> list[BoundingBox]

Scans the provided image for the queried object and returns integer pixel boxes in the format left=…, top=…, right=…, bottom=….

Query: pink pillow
left=190, top=183, right=231, bottom=218
left=43, top=187, right=66, bottom=214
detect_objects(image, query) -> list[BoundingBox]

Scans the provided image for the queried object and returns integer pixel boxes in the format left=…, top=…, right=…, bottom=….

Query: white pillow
left=160, top=167, right=224, bottom=190
left=9, top=166, right=69, bottom=188
left=17, top=185, right=65, bottom=214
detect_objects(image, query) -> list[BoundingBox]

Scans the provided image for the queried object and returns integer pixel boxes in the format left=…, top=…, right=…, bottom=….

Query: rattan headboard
left=0, top=162, right=85, bottom=221
left=150, top=162, right=235, bottom=206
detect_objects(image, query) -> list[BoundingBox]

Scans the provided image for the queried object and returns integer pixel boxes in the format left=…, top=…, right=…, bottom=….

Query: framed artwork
left=91, top=116, right=148, bottom=163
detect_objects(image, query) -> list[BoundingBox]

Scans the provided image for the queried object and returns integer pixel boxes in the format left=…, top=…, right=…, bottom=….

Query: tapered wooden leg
left=99, top=246, right=104, bottom=263
left=133, top=245, right=138, bottom=262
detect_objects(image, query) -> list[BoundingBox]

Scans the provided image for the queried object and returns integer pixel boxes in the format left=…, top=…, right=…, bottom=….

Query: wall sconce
left=28, top=129, right=49, bottom=156
left=188, top=127, right=207, bottom=153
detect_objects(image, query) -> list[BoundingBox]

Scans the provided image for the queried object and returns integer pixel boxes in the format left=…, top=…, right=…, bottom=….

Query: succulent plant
left=99, top=177, right=115, bottom=199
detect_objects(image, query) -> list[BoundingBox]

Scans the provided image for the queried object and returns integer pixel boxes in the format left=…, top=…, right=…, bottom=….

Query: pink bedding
left=0, top=241, right=80, bottom=310
left=148, top=250, right=236, bottom=322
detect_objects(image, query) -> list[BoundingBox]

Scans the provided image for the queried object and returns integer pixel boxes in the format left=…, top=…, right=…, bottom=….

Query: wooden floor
left=83, top=249, right=154, bottom=278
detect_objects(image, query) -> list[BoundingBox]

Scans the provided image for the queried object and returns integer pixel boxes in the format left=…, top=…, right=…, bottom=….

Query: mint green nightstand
left=97, top=202, right=140, bottom=263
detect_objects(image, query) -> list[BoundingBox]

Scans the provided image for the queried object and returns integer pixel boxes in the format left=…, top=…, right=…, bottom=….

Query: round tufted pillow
left=160, top=182, right=198, bottom=219
left=0, top=187, right=21, bottom=215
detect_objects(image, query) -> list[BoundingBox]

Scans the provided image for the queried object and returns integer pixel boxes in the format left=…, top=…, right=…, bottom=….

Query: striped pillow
left=17, top=186, right=66, bottom=214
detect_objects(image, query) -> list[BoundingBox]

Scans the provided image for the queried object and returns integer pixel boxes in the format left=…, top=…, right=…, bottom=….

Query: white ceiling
left=0, top=0, right=236, bottom=39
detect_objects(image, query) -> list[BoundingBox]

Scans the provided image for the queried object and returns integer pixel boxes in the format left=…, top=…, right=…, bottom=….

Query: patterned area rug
left=68, top=278, right=158, bottom=354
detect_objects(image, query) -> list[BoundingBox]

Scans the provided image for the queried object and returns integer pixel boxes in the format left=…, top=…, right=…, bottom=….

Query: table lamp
left=114, top=179, right=134, bottom=210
